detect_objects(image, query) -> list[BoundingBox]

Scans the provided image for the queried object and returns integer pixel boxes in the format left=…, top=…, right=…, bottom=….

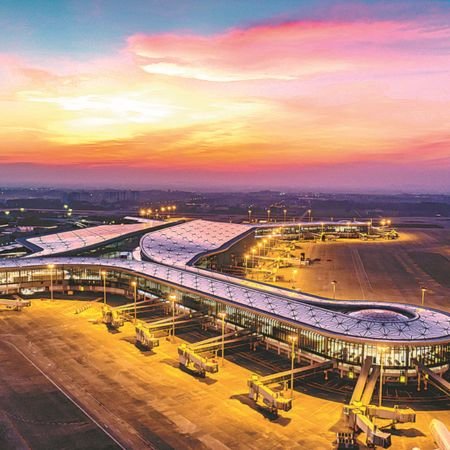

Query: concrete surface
left=0, top=299, right=448, bottom=449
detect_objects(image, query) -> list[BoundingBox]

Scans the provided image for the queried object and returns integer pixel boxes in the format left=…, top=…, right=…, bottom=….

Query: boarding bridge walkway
left=101, top=297, right=167, bottom=329
left=251, top=360, right=334, bottom=386
left=350, top=356, right=372, bottom=403
left=247, top=360, right=334, bottom=415
left=413, top=359, right=450, bottom=395
left=360, top=365, right=380, bottom=405
left=0, top=297, right=31, bottom=311
left=344, top=356, right=416, bottom=448
left=142, top=311, right=206, bottom=334
left=178, top=330, right=260, bottom=377
left=135, top=311, right=207, bottom=350
left=114, top=299, right=164, bottom=312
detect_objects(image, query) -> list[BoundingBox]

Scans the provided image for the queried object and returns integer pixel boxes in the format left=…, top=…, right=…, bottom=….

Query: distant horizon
left=0, top=180, right=449, bottom=196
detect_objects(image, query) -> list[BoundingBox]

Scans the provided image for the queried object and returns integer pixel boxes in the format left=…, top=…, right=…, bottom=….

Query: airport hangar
left=1, top=219, right=449, bottom=381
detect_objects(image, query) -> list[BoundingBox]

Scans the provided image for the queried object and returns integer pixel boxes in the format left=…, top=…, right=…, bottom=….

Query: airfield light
left=421, top=287, right=427, bottom=306
left=378, top=346, right=388, bottom=407
left=169, top=294, right=177, bottom=341
left=331, top=280, right=337, bottom=299
left=218, top=312, right=227, bottom=366
left=289, top=335, right=298, bottom=398
left=131, top=281, right=137, bottom=323
left=101, top=270, right=107, bottom=304
left=48, top=264, right=55, bottom=300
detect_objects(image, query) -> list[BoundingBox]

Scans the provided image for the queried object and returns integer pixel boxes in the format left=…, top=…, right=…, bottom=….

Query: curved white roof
left=1, top=256, right=449, bottom=345
left=23, top=221, right=165, bottom=257
left=140, top=219, right=373, bottom=268
left=140, top=219, right=252, bottom=267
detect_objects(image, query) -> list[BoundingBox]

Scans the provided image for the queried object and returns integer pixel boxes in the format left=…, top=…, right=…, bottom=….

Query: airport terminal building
left=1, top=219, right=449, bottom=379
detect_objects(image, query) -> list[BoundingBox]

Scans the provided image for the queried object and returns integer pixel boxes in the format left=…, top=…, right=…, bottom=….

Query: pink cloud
left=0, top=11, right=449, bottom=191
left=128, top=17, right=450, bottom=82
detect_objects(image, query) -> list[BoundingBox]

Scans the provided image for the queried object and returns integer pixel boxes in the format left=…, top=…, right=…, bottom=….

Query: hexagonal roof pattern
left=23, top=221, right=164, bottom=257
left=140, top=219, right=252, bottom=266
left=1, top=256, right=449, bottom=344
left=140, top=219, right=373, bottom=268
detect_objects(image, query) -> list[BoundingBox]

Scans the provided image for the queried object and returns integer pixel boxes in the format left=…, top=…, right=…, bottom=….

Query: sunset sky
left=1, top=0, right=449, bottom=191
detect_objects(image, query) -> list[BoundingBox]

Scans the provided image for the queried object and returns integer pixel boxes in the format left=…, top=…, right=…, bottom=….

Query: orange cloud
left=0, top=14, right=449, bottom=189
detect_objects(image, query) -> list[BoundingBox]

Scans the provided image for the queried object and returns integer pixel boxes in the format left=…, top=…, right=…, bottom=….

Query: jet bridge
left=248, top=360, right=334, bottom=415
left=136, top=311, right=206, bottom=350
left=101, top=305, right=125, bottom=329
left=413, top=359, right=450, bottom=395
left=178, top=330, right=260, bottom=377
left=0, top=297, right=31, bottom=311
left=101, top=297, right=166, bottom=330
left=344, top=356, right=416, bottom=448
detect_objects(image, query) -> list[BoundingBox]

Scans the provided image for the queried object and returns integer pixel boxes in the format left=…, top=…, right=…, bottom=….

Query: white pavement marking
left=1, top=340, right=127, bottom=450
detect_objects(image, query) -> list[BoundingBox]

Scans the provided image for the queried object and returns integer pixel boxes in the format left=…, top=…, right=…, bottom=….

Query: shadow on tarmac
left=120, top=336, right=156, bottom=357
left=106, top=328, right=121, bottom=335
left=388, top=427, right=426, bottom=438
left=230, top=394, right=292, bottom=425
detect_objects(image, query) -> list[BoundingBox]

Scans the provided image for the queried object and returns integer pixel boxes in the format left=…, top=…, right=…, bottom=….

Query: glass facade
left=0, top=265, right=448, bottom=371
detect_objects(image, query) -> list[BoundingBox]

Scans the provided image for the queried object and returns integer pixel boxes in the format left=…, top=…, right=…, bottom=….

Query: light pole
left=257, top=242, right=262, bottom=256
left=267, top=209, right=271, bottom=222
left=219, top=312, right=226, bottom=366
left=283, top=209, right=287, bottom=222
left=262, top=238, right=267, bottom=254
left=101, top=270, right=107, bottom=305
left=48, top=264, right=55, bottom=300
left=248, top=209, right=252, bottom=223
left=421, top=287, right=427, bottom=306
left=131, top=281, right=137, bottom=323
left=251, top=248, right=256, bottom=268
left=308, top=209, right=312, bottom=222
left=170, top=294, right=176, bottom=342
left=378, top=346, right=388, bottom=407
left=292, top=269, right=298, bottom=289
left=331, top=280, right=337, bottom=299
left=289, top=336, right=297, bottom=399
